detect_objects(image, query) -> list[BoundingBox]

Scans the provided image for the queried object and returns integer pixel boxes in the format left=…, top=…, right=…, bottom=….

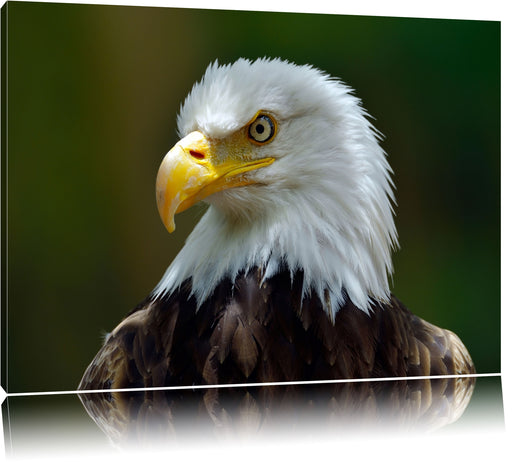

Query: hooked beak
left=156, top=131, right=274, bottom=232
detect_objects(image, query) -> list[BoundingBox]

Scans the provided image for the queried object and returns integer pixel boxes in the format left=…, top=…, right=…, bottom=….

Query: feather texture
left=79, top=267, right=474, bottom=392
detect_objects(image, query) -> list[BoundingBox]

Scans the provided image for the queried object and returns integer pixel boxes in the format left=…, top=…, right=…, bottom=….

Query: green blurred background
left=3, top=2, right=500, bottom=392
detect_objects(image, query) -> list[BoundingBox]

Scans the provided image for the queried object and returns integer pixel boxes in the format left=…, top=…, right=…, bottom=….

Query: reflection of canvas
left=2, top=376, right=505, bottom=458
left=80, top=377, right=477, bottom=445
left=3, top=3, right=499, bottom=394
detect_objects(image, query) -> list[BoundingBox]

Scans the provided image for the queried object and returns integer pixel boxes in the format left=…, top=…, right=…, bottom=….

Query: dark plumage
left=79, top=267, right=474, bottom=392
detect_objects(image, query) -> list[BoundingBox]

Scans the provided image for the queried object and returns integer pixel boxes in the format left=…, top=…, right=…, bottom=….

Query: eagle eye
left=248, top=114, right=276, bottom=144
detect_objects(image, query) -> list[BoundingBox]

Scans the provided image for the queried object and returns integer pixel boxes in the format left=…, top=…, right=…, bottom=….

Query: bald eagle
left=79, top=58, right=474, bottom=391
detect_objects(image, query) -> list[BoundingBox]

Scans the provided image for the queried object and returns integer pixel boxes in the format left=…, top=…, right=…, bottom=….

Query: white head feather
left=153, top=58, right=398, bottom=318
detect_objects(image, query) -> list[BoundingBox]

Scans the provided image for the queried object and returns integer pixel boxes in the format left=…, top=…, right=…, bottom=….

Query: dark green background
left=3, top=2, right=500, bottom=392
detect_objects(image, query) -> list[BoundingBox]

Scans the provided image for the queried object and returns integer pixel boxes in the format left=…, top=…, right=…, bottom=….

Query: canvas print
left=0, top=1, right=502, bottom=455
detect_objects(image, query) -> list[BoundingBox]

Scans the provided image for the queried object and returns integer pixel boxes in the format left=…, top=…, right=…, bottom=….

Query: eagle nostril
left=189, top=150, right=205, bottom=160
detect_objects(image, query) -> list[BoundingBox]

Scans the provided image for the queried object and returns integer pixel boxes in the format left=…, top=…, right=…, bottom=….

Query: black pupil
left=255, top=123, right=265, bottom=134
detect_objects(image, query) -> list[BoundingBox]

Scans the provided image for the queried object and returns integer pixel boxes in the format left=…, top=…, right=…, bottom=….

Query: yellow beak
left=156, top=131, right=275, bottom=233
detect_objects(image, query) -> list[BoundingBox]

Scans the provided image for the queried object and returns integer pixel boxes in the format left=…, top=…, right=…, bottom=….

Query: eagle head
left=153, top=58, right=398, bottom=318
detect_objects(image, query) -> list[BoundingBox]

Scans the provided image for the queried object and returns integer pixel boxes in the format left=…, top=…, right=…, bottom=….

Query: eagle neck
left=153, top=199, right=392, bottom=318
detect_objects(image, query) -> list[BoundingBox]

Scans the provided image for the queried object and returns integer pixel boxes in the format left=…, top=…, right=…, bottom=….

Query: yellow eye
left=248, top=114, right=276, bottom=144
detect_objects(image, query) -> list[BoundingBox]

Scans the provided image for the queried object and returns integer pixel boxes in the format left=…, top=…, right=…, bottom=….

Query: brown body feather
left=78, top=267, right=474, bottom=392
